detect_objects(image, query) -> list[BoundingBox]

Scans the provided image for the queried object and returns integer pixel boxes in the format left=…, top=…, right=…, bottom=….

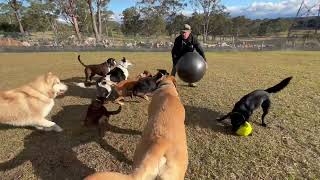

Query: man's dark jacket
left=171, top=33, right=206, bottom=64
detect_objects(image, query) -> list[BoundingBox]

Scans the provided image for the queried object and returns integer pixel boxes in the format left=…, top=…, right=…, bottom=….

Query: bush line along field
left=0, top=51, right=319, bottom=179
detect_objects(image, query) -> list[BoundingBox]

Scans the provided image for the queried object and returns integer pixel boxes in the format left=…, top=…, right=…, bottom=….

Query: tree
left=121, top=7, right=141, bottom=36
left=22, top=1, right=58, bottom=32
left=57, top=0, right=82, bottom=41
left=0, top=2, right=15, bottom=24
left=86, top=0, right=100, bottom=42
left=96, top=0, right=110, bottom=37
left=166, top=13, right=187, bottom=36
left=9, top=0, right=25, bottom=34
left=208, top=12, right=231, bottom=39
left=137, top=0, right=186, bottom=17
left=139, top=7, right=166, bottom=36
left=188, top=12, right=203, bottom=36
left=231, top=16, right=250, bottom=38
left=100, top=10, right=114, bottom=36
left=189, top=0, right=223, bottom=43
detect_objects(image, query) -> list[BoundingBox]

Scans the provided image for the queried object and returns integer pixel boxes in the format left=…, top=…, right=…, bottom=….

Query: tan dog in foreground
left=86, top=76, right=188, bottom=180
left=0, top=72, right=68, bottom=132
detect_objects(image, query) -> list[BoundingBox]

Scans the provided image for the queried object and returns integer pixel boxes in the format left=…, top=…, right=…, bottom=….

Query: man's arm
left=171, top=37, right=180, bottom=60
left=193, top=36, right=206, bottom=61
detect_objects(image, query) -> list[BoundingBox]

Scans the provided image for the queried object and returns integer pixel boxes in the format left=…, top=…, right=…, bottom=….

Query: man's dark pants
left=170, top=58, right=179, bottom=76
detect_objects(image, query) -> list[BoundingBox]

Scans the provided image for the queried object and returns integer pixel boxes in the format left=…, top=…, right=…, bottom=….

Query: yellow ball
left=236, top=122, right=253, bottom=136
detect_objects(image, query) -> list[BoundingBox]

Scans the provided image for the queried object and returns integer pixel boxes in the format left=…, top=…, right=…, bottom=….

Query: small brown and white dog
left=85, top=76, right=188, bottom=180
left=0, top=72, right=68, bottom=132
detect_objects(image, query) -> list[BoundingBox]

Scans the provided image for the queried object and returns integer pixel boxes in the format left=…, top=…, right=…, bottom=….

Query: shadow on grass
left=0, top=104, right=140, bottom=180
left=184, top=105, right=232, bottom=135
left=61, top=76, right=97, bottom=100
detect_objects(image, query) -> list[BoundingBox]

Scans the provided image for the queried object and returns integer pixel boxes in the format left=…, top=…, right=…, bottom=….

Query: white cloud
left=226, top=0, right=320, bottom=19
left=109, top=13, right=123, bottom=22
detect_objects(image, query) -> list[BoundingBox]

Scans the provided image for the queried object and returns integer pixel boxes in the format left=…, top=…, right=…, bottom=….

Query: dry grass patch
left=0, top=51, right=319, bottom=179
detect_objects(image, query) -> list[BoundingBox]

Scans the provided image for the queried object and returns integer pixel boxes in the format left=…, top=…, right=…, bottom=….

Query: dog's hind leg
left=115, top=97, right=125, bottom=105
left=35, top=119, right=63, bottom=132
left=89, top=73, right=95, bottom=82
left=216, top=112, right=231, bottom=121
left=261, top=99, right=271, bottom=127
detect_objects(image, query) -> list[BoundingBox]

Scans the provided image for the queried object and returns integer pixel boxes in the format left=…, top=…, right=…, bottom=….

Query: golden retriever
left=85, top=76, right=188, bottom=180
left=0, top=72, right=68, bottom=132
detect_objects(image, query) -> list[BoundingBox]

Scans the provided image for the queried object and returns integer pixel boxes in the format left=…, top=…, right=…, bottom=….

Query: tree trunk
left=71, top=16, right=82, bottom=42
left=88, top=0, right=100, bottom=43
left=97, top=0, right=102, bottom=37
left=14, top=11, right=24, bottom=34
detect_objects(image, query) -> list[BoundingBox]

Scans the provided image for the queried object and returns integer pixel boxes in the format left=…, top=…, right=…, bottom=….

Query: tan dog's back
left=133, top=76, right=187, bottom=179
left=86, top=76, right=188, bottom=180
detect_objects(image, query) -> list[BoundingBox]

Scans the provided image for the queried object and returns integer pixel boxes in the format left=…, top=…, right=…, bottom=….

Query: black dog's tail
left=265, top=76, right=293, bottom=93
left=106, top=105, right=122, bottom=115
left=77, top=55, right=87, bottom=67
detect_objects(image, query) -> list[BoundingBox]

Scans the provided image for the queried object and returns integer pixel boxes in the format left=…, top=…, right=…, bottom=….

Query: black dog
left=83, top=98, right=122, bottom=127
left=77, top=55, right=116, bottom=82
left=131, top=69, right=170, bottom=99
left=217, top=76, right=292, bottom=132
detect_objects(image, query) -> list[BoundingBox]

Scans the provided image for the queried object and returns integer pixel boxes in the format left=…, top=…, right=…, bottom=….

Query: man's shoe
left=188, top=83, right=197, bottom=87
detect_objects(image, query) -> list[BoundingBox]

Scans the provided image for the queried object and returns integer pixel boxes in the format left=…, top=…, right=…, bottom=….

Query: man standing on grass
left=171, top=24, right=207, bottom=87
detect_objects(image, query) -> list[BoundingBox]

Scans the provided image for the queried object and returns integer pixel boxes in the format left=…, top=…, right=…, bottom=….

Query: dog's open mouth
left=57, top=89, right=67, bottom=96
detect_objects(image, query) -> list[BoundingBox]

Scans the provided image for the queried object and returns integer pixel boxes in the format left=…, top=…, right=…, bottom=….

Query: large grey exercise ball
left=176, top=52, right=206, bottom=83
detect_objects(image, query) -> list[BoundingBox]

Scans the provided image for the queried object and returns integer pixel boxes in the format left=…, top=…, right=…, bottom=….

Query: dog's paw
left=144, top=96, right=149, bottom=101
left=117, top=101, right=125, bottom=106
left=261, top=123, right=267, bottom=127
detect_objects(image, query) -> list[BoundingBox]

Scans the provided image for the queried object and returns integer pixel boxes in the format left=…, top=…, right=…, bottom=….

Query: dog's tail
left=265, top=76, right=293, bottom=94
left=85, top=140, right=170, bottom=180
left=77, top=55, right=87, bottom=67
left=106, top=105, right=122, bottom=115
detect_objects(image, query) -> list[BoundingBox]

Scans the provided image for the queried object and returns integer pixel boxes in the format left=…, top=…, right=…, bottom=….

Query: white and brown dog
left=102, top=57, right=133, bottom=85
left=0, top=72, right=68, bottom=132
left=85, top=76, right=188, bottom=180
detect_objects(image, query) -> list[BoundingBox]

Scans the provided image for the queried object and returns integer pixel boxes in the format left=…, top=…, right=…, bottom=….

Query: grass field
left=0, top=51, right=319, bottom=180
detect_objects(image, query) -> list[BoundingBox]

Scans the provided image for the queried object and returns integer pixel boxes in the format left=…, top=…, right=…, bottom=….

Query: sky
left=108, top=0, right=320, bottom=21
left=1, top=0, right=319, bottom=21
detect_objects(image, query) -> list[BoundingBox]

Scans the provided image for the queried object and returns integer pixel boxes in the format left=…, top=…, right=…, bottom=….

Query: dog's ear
left=157, top=69, right=169, bottom=76
left=45, top=72, right=54, bottom=84
left=167, top=76, right=177, bottom=87
left=106, top=58, right=113, bottom=63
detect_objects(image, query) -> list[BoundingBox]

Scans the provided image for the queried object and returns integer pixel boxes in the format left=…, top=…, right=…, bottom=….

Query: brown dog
left=0, top=72, right=68, bottom=132
left=78, top=55, right=117, bottom=82
left=136, top=70, right=152, bottom=79
left=85, top=76, right=188, bottom=180
left=100, top=71, right=153, bottom=105
left=83, top=98, right=122, bottom=127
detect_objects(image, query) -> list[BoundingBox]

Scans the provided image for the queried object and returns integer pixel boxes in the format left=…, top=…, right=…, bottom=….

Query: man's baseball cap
left=181, top=24, right=191, bottom=33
